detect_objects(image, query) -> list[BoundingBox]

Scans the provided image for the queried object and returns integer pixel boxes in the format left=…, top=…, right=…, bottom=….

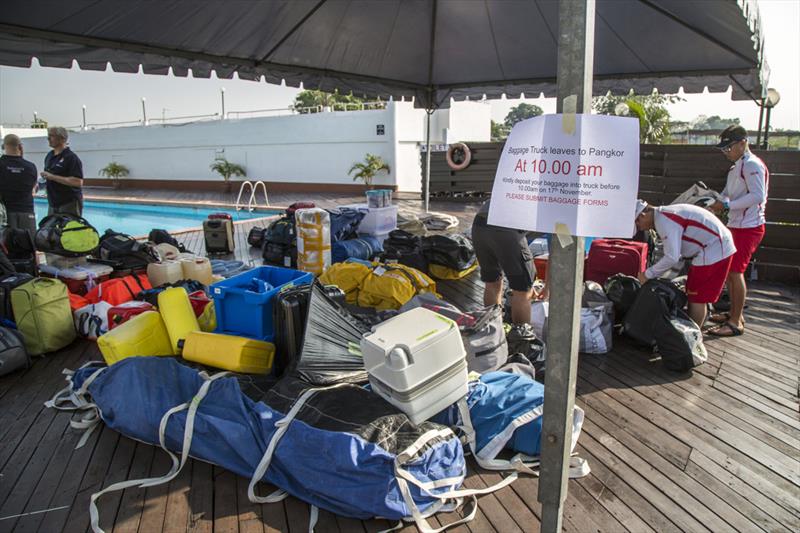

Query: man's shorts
left=686, top=255, right=733, bottom=304
left=471, top=222, right=534, bottom=292
left=729, top=225, right=765, bottom=274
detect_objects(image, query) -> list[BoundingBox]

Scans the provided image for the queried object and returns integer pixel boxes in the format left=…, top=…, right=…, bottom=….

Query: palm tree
left=99, top=161, right=130, bottom=189
left=348, top=154, right=390, bottom=188
left=210, top=158, right=246, bottom=192
left=624, top=99, right=672, bottom=144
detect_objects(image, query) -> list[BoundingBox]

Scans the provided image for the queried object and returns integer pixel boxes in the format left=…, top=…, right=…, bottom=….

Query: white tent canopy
left=0, top=0, right=768, bottom=109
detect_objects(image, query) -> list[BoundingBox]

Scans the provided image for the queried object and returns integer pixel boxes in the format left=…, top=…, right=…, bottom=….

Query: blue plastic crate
left=210, top=265, right=313, bottom=340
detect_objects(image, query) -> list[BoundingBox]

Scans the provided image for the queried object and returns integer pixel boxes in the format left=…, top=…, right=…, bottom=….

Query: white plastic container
left=181, top=257, right=214, bottom=285
left=295, top=208, right=331, bottom=275
left=147, top=260, right=184, bottom=287
left=361, top=307, right=468, bottom=424
left=39, top=262, right=114, bottom=294
left=346, top=203, right=398, bottom=235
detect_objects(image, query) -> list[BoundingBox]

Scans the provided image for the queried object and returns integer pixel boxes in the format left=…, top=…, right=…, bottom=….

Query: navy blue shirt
left=44, top=147, right=83, bottom=207
left=0, top=155, right=37, bottom=213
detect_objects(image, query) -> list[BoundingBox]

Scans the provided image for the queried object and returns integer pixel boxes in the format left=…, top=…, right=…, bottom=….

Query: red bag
left=107, top=300, right=154, bottom=329
left=286, top=202, right=315, bottom=216
left=84, top=274, right=152, bottom=306
left=208, top=212, right=233, bottom=221
left=585, top=239, right=647, bottom=285
left=188, top=290, right=211, bottom=317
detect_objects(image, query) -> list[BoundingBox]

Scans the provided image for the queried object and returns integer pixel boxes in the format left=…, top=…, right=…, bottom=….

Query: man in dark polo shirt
left=0, top=134, right=38, bottom=236
left=40, top=126, right=83, bottom=216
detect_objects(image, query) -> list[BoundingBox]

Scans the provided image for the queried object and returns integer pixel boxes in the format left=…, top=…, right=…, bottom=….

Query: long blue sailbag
left=61, top=357, right=467, bottom=530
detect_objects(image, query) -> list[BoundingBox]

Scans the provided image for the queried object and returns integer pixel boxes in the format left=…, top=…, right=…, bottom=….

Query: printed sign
left=487, top=114, right=640, bottom=237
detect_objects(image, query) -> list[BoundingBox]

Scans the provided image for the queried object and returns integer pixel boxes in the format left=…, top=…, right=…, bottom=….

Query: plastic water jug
left=147, top=261, right=184, bottom=287
left=295, top=208, right=331, bottom=275
left=181, top=257, right=214, bottom=285
left=157, top=287, right=200, bottom=353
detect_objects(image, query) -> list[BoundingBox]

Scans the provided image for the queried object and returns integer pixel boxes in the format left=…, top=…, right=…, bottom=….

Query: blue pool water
left=33, top=198, right=280, bottom=237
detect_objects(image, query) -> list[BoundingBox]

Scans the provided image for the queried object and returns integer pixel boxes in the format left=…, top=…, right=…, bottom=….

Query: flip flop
left=708, top=312, right=730, bottom=324
left=708, top=321, right=744, bottom=337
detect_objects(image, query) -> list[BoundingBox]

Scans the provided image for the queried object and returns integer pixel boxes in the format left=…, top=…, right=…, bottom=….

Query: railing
left=235, top=180, right=270, bottom=212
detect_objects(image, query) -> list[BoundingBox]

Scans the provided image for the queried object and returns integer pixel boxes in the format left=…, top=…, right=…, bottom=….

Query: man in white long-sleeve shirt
left=634, top=200, right=736, bottom=328
left=708, top=125, right=769, bottom=337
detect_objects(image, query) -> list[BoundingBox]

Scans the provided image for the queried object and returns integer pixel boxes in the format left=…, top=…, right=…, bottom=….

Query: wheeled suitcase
left=203, top=219, right=235, bottom=254
left=0, top=326, right=29, bottom=376
left=180, top=330, right=275, bottom=373
left=0, top=273, right=34, bottom=320
left=97, top=310, right=174, bottom=365
left=11, top=278, right=76, bottom=355
left=585, top=239, right=647, bottom=285
left=208, top=212, right=235, bottom=235
left=157, top=287, right=200, bottom=353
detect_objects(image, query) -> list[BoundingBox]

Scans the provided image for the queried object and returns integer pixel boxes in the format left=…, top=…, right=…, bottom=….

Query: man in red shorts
left=708, top=125, right=769, bottom=337
left=634, top=200, right=736, bottom=328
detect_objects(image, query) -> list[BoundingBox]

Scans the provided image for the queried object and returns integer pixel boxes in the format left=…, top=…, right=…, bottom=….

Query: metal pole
left=141, top=97, right=148, bottom=126
left=424, top=109, right=433, bottom=212
left=81, top=105, right=86, bottom=131
left=221, top=87, right=226, bottom=119
left=755, top=102, right=764, bottom=147
left=763, top=106, right=772, bottom=149
left=538, top=1, right=593, bottom=531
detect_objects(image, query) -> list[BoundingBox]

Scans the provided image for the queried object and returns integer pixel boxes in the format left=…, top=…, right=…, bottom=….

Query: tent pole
left=424, top=108, right=433, bottom=212
left=756, top=101, right=764, bottom=147
left=538, top=1, right=593, bottom=532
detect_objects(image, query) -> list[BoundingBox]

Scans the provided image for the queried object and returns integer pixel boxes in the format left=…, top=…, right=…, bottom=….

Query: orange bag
left=69, top=292, right=90, bottom=311
left=84, top=274, right=152, bottom=306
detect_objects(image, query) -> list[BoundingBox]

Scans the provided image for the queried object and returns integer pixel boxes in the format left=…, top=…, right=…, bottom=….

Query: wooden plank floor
left=1, top=193, right=798, bottom=532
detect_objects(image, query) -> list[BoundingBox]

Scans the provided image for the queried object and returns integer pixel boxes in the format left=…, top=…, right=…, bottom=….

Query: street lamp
left=220, top=87, right=226, bottom=119
left=141, top=97, right=148, bottom=126
left=761, top=88, right=780, bottom=149
left=82, top=105, right=87, bottom=131
left=33, top=110, right=38, bottom=126
left=162, top=107, right=169, bottom=124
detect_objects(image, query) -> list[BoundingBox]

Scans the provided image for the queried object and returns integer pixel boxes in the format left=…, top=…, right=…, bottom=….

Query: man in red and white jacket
left=634, top=200, right=736, bottom=328
left=708, top=125, right=769, bottom=337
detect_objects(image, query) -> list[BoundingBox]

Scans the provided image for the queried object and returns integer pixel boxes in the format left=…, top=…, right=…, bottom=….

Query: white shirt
left=721, top=151, right=769, bottom=228
left=646, top=204, right=736, bottom=279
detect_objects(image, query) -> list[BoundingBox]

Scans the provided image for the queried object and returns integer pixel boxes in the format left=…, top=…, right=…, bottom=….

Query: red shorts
left=686, top=256, right=733, bottom=304
left=729, top=225, right=765, bottom=273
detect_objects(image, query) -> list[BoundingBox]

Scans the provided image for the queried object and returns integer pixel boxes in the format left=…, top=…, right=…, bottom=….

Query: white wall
left=22, top=101, right=491, bottom=193
left=0, top=126, right=48, bottom=139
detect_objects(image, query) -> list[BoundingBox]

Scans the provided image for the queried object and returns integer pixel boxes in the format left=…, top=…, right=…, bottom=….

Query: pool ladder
left=235, top=180, right=270, bottom=212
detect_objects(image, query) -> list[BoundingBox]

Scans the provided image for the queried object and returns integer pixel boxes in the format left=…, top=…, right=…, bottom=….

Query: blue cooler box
left=211, top=266, right=313, bottom=341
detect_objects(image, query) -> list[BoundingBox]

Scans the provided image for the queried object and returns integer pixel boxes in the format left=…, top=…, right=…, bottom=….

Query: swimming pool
left=33, top=198, right=280, bottom=237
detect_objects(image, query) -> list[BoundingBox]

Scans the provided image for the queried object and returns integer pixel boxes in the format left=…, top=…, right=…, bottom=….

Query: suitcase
left=180, top=330, right=275, bottom=373
left=203, top=219, right=235, bottom=254
left=0, top=326, right=29, bottom=376
left=0, top=273, right=34, bottom=320
left=272, top=284, right=345, bottom=376
left=208, top=212, right=235, bottom=235
left=157, top=287, right=200, bottom=353
left=97, top=311, right=174, bottom=365
left=585, top=239, right=647, bottom=285
left=11, top=278, right=77, bottom=355
left=107, top=300, right=154, bottom=329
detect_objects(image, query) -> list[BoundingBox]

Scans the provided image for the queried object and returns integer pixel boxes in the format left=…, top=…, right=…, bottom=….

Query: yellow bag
left=358, top=263, right=438, bottom=310
left=428, top=261, right=478, bottom=280
left=318, top=262, right=372, bottom=304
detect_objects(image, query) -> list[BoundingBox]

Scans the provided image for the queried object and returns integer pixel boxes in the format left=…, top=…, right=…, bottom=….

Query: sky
left=0, top=0, right=797, bottom=132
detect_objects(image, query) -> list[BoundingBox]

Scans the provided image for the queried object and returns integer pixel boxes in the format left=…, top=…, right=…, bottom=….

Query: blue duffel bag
left=332, top=236, right=383, bottom=263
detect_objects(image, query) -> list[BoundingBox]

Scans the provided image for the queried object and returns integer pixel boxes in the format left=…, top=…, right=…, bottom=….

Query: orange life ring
left=446, top=143, right=472, bottom=171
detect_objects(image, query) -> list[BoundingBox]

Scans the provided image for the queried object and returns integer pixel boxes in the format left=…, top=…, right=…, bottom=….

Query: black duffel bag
left=604, top=274, right=642, bottom=321
left=381, top=229, right=428, bottom=273
left=97, top=230, right=160, bottom=271
left=421, top=233, right=475, bottom=271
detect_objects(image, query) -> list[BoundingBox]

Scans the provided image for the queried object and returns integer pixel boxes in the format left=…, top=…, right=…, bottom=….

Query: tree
left=690, top=115, right=741, bottom=131
left=209, top=157, right=246, bottom=192
left=491, top=120, right=510, bottom=142
left=503, top=103, right=544, bottom=129
left=348, top=153, right=390, bottom=188
left=99, top=161, right=130, bottom=189
left=293, top=89, right=365, bottom=113
left=593, top=91, right=682, bottom=144
left=30, top=117, right=48, bottom=129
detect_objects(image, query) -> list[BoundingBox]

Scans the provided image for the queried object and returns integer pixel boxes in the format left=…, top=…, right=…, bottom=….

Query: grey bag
left=580, top=281, right=614, bottom=354
left=0, top=326, right=29, bottom=376
left=461, top=305, right=508, bottom=373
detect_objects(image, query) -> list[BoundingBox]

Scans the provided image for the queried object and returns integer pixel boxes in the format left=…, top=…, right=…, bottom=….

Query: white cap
left=635, top=199, right=648, bottom=218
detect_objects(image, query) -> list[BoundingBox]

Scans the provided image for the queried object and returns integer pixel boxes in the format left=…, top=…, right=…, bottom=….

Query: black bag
left=604, top=274, right=642, bottom=320
left=98, top=230, right=160, bottom=270
left=264, top=217, right=295, bottom=246
left=381, top=230, right=428, bottom=273
left=327, top=207, right=366, bottom=242
left=0, top=227, right=38, bottom=276
left=654, top=310, right=707, bottom=372
left=421, top=233, right=475, bottom=271
left=247, top=226, right=267, bottom=248
left=506, top=323, right=546, bottom=379
left=136, top=279, right=206, bottom=307
left=263, top=242, right=297, bottom=268
left=148, top=229, right=187, bottom=253
left=0, top=273, right=34, bottom=320
left=0, top=248, right=16, bottom=278
left=34, top=214, right=100, bottom=257
left=0, top=326, right=29, bottom=377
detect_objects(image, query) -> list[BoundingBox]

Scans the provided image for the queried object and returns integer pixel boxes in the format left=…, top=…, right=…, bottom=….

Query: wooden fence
left=426, top=144, right=799, bottom=283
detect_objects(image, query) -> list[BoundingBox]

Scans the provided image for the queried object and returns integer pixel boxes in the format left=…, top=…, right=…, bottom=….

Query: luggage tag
left=372, top=266, right=386, bottom=276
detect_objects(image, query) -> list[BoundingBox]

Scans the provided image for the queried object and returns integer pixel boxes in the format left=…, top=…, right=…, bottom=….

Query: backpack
left=421, top=233, right=475, bottom=271
left=263, top=217, right=295, bottom=246
left=98, top=230, right=160, bottom=270
left=0, top=326, right=29, bottom=376
left=381, top=229, right=428, bottom=273
left=0, top=248, right=15, bottom=278
left=327, top=207, right=366, bottom=242
left=148, top=229, right=187, bottom=253
left=603, top=274, right=641, bottom=320
left=35, top=214, right=100, bottom=257
left=247, top=226, right=266, bottom=248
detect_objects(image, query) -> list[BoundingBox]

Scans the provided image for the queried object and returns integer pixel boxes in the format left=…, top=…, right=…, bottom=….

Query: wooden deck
left=0, top=196, right=798, bottom=533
